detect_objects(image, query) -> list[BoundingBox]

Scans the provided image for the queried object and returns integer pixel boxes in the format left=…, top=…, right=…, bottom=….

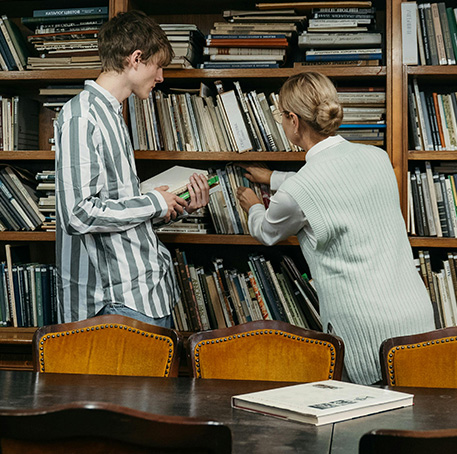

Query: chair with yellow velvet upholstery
left=187, top=320, right=344, bottom=382
left=380, top=326, right=457, bottom=388
left=0, top=401, right=231, bottom=454
left=359, top=428, right=457, bottom=454
left=32, top=314, right=182, bottom=377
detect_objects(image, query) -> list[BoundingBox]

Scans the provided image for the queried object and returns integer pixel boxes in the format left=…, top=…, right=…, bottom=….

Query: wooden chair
left=0, top=401, right=231, bottom=454
left=33, top=314, right=182, bottom=377
left=380, top=326, right=457, bottom=388
left=187, top=320, right=344, bottom=382
left=359, top=428, right=457, bottom=454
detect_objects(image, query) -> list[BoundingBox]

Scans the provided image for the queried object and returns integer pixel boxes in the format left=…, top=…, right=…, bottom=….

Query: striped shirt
left=55, top=80, right=180, bottom=322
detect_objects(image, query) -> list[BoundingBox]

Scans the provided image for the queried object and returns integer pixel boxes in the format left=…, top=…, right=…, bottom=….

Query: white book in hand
left=140, top=165, right=208, bottom=197
left=232, top=380, right=413, bottom=426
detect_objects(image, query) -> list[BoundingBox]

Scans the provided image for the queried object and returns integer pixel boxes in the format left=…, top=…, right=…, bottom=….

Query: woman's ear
left=290, top=112, right=300, bottom=134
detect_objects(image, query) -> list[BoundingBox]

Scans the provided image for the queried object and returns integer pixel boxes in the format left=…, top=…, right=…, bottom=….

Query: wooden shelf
left=164, top=66, right=387, bottom=80
left=407, top=66, right=457, bottom=76
left=409, top=237, right=457, bottom=248
left=0, top=69, right=100, bottom=82
left=408, top=151, right=457, bottom=160
left=0, top=151, right=54, bottom=160
left=0, top=231, right=299, bottom=246
left=134, top=151, right=306, bottom=161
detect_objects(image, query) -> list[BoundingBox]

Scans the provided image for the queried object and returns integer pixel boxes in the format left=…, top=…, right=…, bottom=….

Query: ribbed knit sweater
left=281, top=140, right=435, bottom=384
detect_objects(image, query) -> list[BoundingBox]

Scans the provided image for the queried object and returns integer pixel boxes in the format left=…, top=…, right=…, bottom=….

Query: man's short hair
left=98, top=10, right=174, bottom=73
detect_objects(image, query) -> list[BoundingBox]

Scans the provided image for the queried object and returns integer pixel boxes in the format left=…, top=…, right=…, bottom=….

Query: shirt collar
left=84, top=80, right=123, bottom=114
left=305, top=135, right=346, bottom=162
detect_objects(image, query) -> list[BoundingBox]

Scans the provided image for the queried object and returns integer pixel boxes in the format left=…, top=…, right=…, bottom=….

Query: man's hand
left=154, top=185, right=188, bottom=223
left=237, top=163, right=272, bottom=185
left=185, top=173, right=210, bottom=214
left=237, top=186, right=262, bottom=213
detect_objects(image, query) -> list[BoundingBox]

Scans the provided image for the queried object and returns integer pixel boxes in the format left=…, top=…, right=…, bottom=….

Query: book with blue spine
left=33, top=6, right=108, bottom=18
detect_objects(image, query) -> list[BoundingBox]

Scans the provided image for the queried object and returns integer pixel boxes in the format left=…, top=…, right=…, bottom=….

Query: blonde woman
left=237, top=72, right=435, bottom=385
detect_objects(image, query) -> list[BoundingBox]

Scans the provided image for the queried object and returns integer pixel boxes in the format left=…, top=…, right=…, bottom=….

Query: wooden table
left=0, top=370, right=456, bottom=453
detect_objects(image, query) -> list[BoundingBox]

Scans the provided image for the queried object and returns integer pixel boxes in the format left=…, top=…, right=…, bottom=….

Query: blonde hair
left=279, top=72, right=343, bottom=136
left=98, top=10, right=174, bottom=73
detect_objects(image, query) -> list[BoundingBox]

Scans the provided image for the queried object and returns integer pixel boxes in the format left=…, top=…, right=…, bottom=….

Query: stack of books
left=160, top=24, right=204, bottom=69
left=128, top=80, right=298, bottom=152
left=402, top=2, right=457, bottom=66
left=22, top=6, right=108, bottom=70
left=35, top=170, right=55, bottom=232
left=0, top=96, right=39, bottom=151
left=171, top=249, right=320, bottom=332
left=39, top=85, right=83, bottom=111
left=415, top=248, right=457, bottom=330
left=337, top=86, right=386, bottom=146
left=199, top=8, right=305, bottom=69
left=0, top=244, right=57, bottom=327
left=297, top=5, right=382, bottom=66
left=0, top=166, right=45, bottom=232
left=408, top=161, right=457, bottom=239
left=0, top=15, right=30, bottom=71
left=408, top=77, right=457, bottom=152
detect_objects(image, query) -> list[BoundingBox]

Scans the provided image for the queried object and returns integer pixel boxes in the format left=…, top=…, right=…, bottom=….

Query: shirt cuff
left=146, top=190, right=169, bottom=218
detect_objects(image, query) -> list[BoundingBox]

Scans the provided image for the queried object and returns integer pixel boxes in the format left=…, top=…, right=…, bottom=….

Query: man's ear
left=128, top=50, right=142, bottom=68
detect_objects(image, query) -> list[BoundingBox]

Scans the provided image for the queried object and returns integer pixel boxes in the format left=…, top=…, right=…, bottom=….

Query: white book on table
left=232, top=380, right=414, bottom=426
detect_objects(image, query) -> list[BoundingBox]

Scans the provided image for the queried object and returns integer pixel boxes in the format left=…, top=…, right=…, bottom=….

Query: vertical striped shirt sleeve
left=56, top=116, right=168, bottom=235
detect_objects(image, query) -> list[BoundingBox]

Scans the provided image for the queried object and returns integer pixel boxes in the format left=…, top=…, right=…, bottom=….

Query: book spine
left=431, top=2, right=447, bottom=65
left=423, top=3, right=439, bottom=65
left=438, top=2, right=456, bottom=64
left=418, top=3, right=432, bottom=64
left=447, top=7, right=457, bottom=61
left=401, top=2, right=418, bottom=65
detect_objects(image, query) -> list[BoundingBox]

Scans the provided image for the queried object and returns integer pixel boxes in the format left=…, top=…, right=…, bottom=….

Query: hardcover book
left=232, top=380, right=413, bottom=426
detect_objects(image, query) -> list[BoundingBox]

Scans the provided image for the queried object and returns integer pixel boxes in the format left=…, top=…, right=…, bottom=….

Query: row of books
left=198, top=8, right=304, bottom=69
left=128, top=81, right=298, bottom=153
left=0, top=15, right=29, bottom=71
left=172, top=249, right=321, bottom=333
left=415, top=249, right=457, bottom=330
left=22, top=6, right=108, bottom=70
left=0, top=244, right=57, bottom=327
left=408, top=77, right=457, bottom=151
left=0, top=96, right=39, bottom=151
left=0, top=166, right=44, bottom=232
left=298, top=6, right=383, bottom=65
left=407, top=161, right=457, bottom=238
left=401, top=2, right=457, bottom=66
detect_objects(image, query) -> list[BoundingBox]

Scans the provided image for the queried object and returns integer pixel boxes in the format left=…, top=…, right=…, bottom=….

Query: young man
left=55, top=11, right=209, bottom=327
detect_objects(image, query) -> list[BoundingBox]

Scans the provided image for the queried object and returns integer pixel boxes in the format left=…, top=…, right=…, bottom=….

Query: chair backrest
left=380, top=326, right=457, bottom=388
left=33, top=314, right=182, bottom=377
left=0, top=401, right=232, bottom=454
left=359, top=428, right=457, bottom=454
left=187, top=320, right=344, bottom=382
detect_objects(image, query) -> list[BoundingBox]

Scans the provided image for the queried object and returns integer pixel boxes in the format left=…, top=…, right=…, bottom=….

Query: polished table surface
left=0, top=370, right=456, bottom=453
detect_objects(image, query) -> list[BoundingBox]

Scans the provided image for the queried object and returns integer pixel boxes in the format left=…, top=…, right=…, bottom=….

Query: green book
left=446, top=7, right=457, bottom=62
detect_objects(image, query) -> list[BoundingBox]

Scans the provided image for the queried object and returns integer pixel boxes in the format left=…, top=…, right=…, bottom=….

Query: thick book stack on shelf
left=407, top=161, right=457, bottom=239
left=415, top=248, right=457, bottom=330
left=35, top=170, right=55, bottom=232
left=22, top=6, right=108, bottom=70
left=0, top=15, right=30, bottom=71
left=206, top=164, right=271, bottom=235
left=297, top=6, right=382, bottom=66
left=160, top=24, right=204, bottom=69
left=0, top=244, right=57, bottom=327
left=402, top=2, right=457, bottom=66
left=0, top=166, right=44, bottom=232
left=336, top=86, right=386, bottom=145
left=408, top=77, right=457, bottom=151
left=172, top=249, right=320, bottom=332
left=0, top=96, right=39, bottom=151
left=128, top=80, right=297, bottom=152
left=39, top=84, right=83, bottom=111
left=199, top=8, right=306, bottom=69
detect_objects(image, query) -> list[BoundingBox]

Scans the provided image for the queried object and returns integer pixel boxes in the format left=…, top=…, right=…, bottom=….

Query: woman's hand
left=237, top=187, right=262, bottom=213
left=237, top=163, right=272, bottom=185
left=185, top=173, right=210, bottom=214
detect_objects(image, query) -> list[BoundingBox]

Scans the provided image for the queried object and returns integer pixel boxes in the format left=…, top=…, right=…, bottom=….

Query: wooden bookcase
left=391, top=0, right=457, bottom=252
left=0, top=0, right=396, bottom=369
